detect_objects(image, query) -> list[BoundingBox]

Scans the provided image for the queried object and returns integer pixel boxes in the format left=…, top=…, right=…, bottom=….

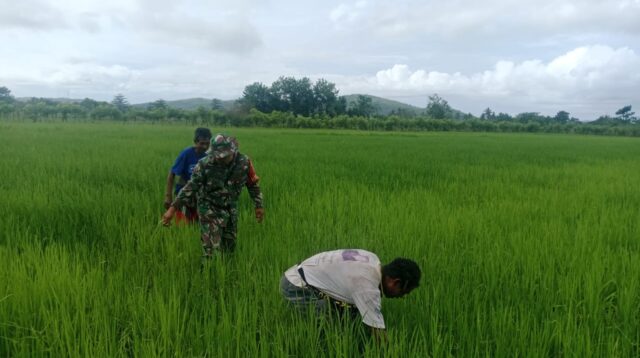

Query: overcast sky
left=1, top=0, right=639, bottom=120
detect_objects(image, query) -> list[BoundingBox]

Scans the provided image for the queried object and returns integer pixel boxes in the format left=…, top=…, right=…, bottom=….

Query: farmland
left=1, top=122, right=639, bottom=356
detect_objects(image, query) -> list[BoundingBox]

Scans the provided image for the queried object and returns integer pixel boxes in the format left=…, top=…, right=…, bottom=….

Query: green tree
left=554, top=110, right=570, bottom=123
left=495, top=112, right=513, bottom=121
left=24, top=99, right=56, bottom=121
left=615, top=105, right=635, bottom=123
left=425, top=94, right=451, bottom=119
left=211, top=98, right=224, bottom=111
left=241, top=83, right=272, bottom=113
left=111, top=94, right=130, bottom=113
left=148, top=99, right=168, bottom=111
left=270, top=76, right=315, bottom=116
left=0, top=103, right=14, bottom=118
left=390, top=107, right=416, bottom=118
left=56, top=103, right=83, bottom=122
left=592, top=115, right=616, bottom=125
left=91, top=104, right=121, bottom=121
left=349, top=95, right=376, bottom=117
left=480, top=108, right=495, bottom=120
left=80, top=98, right=102, bottom=111
left=0, top=86, right=15, bottom=103
left=312, top=79, right=340, bottom=116
left=516, top=112, right=545, bottom=123
left=240, top=77, right=344, bottom=117
left=337, top=96, right=348, bottom=115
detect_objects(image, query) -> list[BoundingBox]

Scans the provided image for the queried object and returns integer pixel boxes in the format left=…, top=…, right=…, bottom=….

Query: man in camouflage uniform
left=161, top=134, right=264, bottom=256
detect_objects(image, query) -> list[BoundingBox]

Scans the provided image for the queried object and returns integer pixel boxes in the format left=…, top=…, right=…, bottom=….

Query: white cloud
left=370, top=46, right=640, bottom=97
left=335, top=0, right=640, bottom=39
left=0, top=0, right=263, bottom=54
left=0, top=1, right=638, bottom=119
left=0, top=60, right=138, bottom=92
left=0, top=0, right=69, bottom=30
left=329, top=1, right=368, bottom=24
left=332, top=45, right=640, bottom=118
left=47, top=64, right=137, bottom=87
left=133, top=14, right=262, bottom=55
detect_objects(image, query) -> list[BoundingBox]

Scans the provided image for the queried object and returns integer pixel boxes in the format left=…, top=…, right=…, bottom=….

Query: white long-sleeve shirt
left=284, top=249, right=386, bottom=329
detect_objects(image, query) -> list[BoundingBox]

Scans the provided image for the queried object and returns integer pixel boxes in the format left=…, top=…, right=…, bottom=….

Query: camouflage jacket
left=172, top=153, right=263, bottom=210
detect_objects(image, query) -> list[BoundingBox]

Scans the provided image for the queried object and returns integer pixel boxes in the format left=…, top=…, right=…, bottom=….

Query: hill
left=343, top=94, right=471, bottom=118
left=16, top=97, right=87, bottom=104
left=15, top=94, right=471, bottom=118
left=153, top=95, right=427, bottom=116
left=343, top=94, right=423, bottom=116
left=133, top=98, right=236, bottom=110
left=152, top=95, right=425, bottom=115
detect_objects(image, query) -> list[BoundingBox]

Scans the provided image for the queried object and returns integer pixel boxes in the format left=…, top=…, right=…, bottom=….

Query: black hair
left=194, top=127, right=212, bottom=142
left=382, top=258, right=421, bottom=291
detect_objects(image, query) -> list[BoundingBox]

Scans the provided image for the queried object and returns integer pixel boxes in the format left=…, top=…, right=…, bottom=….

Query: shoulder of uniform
left=196, top=156, right=216, bottom=170
left=236, top=153, right=250, bottom=162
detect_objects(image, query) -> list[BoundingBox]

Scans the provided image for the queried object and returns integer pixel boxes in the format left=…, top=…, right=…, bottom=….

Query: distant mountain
left=15, top=94, right=471, bottom=118
left=343, top=94, right=471, bottom=118
left=148, top=94, right=426, bottom=116
left=133, top=95, right=425, bottom=115
left=133, top=98, right=236, bottom=110
left=343, top=94, right=424, bottom=116
left=16, top=97, right=87, bottom=104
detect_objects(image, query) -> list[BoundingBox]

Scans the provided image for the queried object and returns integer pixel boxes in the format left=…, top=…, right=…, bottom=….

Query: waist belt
left=297, top=266, right=353, bottom=310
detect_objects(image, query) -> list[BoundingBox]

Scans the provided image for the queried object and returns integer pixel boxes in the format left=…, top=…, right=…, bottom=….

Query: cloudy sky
left=1, top=0, right=639, bottom=120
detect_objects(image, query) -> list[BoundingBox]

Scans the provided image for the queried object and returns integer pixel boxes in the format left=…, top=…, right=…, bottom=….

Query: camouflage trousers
left=198, top=206, right=238, bottom=257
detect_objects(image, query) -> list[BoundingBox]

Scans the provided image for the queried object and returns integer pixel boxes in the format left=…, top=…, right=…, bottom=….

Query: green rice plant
left=1, top=122, right=639, bottom=356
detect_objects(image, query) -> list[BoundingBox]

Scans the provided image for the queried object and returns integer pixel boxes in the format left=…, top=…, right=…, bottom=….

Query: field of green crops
left=1, top=122, right=639, bottom=356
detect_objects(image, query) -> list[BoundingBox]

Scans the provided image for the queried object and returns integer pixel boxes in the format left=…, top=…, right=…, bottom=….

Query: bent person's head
left=193, top=128, right=212, bottom=154
left=381, top=258, right=421, bottom=298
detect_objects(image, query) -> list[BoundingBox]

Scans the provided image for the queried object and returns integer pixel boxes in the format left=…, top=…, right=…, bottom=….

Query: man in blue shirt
left=163, top=127, right=212, bottom=224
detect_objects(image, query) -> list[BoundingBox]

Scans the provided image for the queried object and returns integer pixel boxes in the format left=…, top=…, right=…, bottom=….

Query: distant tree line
left=0, top=87, right=229, bottom=124
left=240, top=77, right=382, bottom=117
left=1, top=85, right=638, bottom=137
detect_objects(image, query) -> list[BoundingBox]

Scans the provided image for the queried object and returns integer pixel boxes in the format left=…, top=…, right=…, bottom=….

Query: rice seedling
left=1, top=122, right=639, bottom=356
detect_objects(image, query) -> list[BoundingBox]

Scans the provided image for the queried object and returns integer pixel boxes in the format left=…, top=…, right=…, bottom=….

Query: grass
left=1, top=122, right=639, bottom=356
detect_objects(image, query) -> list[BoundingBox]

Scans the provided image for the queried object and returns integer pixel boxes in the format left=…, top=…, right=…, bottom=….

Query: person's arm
left=162, top=164, right=202, bottom=227
left=161, top=206, right=176, bottom=226
left=166, top=149, right=187, bottom=210
left=164, top=172, right=176, bottom=209
left=172, top=162, right=204, bottom=210
left=245, top=159, right=264, bottom=223
left=352, top=289, right=387, bottom=343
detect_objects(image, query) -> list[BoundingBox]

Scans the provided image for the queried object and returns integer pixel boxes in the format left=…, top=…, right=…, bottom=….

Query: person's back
left=281, top=249, right=421, bottom=342
left=285, top=249, right=382, bottom=306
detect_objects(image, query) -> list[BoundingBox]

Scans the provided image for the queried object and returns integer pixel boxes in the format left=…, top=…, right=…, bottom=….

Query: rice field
left=1, top=122, right=639, bottom=357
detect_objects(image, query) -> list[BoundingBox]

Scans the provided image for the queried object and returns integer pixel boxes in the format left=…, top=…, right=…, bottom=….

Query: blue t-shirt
left=171, top=147, right=207, bottom=195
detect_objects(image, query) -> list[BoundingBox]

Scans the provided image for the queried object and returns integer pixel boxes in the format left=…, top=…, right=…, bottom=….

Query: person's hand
left=162, top=207, right=176, bottom=227
left=163, top=195, right=172, bottom=210
left=255, top=207, right=265, bottom=223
